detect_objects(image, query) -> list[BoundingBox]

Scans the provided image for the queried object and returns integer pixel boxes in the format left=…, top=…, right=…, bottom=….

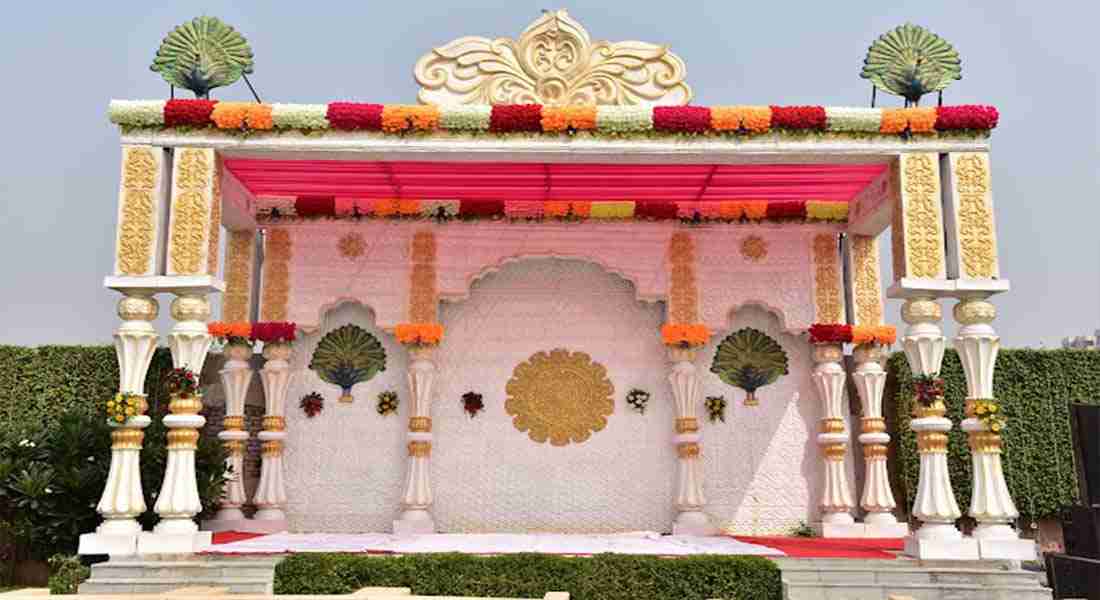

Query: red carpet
left=731, top=536, right=903, bottom=559
left=211, top=531, right=268, bottom=545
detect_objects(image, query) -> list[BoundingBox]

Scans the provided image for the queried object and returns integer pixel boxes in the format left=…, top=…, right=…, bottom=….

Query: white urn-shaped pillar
left=954, top=297, right=1034, bottom=559
left=213, top=342, right=253, bottom=524
left=150, top=294, right=212, bottom=544
left=79, top=294, right=159, bottom=556
left=667, top=346, right=715, bottom=535
left=395, top=345, right=437, bottom=535
left=852, top=343, right=909, bottom=537
left=901, top=296, right=977, bottom=559
left=812, top=342, right=856, bottom=535
left=254, top=341, right=292, bottom=523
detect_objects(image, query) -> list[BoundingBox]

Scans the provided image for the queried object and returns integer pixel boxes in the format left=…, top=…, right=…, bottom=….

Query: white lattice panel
left=283, top=302, right=409, bottom=532
left=433, top=258, right=676, bottom=533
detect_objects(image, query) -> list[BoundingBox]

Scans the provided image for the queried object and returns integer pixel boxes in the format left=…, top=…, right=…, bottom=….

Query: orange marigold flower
left=541, top=108, right=569, bottom=132
left=395, top=323, right=444, bottom=345
left=718, top=201, right=745, bottom=220
left=397, top=199, right=420, bottom=215
left=542, top=106, right=596, bottom=132
left=907, top=107, right=937, bottom=133
left=544, top=201, right=570, bottom=217
left=409, top=105, right=440, bottom=131
left=710, top=107, right=741, bottom=131
left=879, top=108, right=909, bottom=134
left=661, top=323, right=711, bottom=347
left=227, top=322, right=252, bottom=339
left=743, top=201, right=769, bottom=220
left=211, top=102, right=249, bottom=129
left=852, top=325, right=897, bottom=345
left=740, top=106, right=772, bottom=133
left=570, top=201, right=591, bottom=217
left=374, top=199, right=399, bottom=217
left=207, top=322, right=230, bottom=338
left=381, top=106, right=412, bottom=133
left=247, top=104, right=274, bottom=130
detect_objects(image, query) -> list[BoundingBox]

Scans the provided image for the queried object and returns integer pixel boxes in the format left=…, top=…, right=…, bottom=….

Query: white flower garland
left=271, top=103, right=330, bottom=129
left=256, top=196, right=297, bottom=216
left=439, top=105, right=492, bottom=131
left=595, top=106, right=653, bottom=133
left=420, top=200, right=460, bottom=217
left=825, top=107, right=882, bottom=132
left=108, top=100, right=165, bottom=126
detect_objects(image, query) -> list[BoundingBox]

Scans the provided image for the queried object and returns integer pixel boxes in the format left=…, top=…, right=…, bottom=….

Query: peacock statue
left=861, top=23, right=961, bottom=106
left=309, top=325, right=387, bottom=403
left=150, top=16, right=254, bottom=99
left=711, top=328, right=789, bottom=406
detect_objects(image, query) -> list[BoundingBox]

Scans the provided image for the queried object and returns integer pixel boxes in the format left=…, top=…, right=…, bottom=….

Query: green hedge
left=889, top=348, right=1100, bottom=521
left=0, top=345, right=175, bottom=430
left=274, top=553, right=781, bottom=600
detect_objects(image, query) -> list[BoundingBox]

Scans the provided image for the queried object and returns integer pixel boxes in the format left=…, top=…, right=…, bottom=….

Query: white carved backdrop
left=433, top=258, right=676, bottom=533
left=283, top=302, right=409, bottom=532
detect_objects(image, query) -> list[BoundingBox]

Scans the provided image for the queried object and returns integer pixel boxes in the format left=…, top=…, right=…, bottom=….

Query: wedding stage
left=202, top=531, right=905, bottom=559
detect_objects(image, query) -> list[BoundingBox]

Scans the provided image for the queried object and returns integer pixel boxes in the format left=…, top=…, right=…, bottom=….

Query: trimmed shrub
left=889, top=348, right=1100, bottom=521
left=274, top=552, right=782, bottom=599
left=47, top=554, right=89, bottom=594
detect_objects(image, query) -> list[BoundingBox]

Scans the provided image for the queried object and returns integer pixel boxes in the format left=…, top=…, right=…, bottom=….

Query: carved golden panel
left=952, top=153, right=998, bottom=278
left=206, top=157, right=223, bottom=276
left=261, top=229, right=291, bottom=321
left=812, top=233, right=844, bottom=323
left=222, top=230, right=254, bottom=322
left=668, top=232, right=698, bottom=324
left=408, top=231, right=438, bottom=323
left=899, top=153, right=944, bottom=279
left=850, top=235, right=884, bottom=326
left=505, top=349, right=614, bottom=446
left=169, top=148, right=214, bottom=275
left=116, top=147, right=159, bottom=276
left=415, top=10, right=691, bottom=106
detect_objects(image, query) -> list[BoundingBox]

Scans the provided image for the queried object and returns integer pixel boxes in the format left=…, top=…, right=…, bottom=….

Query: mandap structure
left=83, top=11, right=1029, bottom=562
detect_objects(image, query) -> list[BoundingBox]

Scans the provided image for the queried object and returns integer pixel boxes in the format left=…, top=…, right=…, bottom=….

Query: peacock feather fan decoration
left=150, top=16, right=254, bottom=98
left=309, top=325, right=387, bottom=403
left=711, top=328, right=789, bottom=406
left=861, top=23, right=961, bottom=106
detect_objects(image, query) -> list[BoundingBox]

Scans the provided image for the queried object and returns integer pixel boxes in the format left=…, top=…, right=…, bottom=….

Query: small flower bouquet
left=377, top=390, right=399, bottom=416
left=106, top=392, right=144, bottom=425
left=462, top=391, right=484, bottom=418
left=164, top=367, right=199, bottom=398
left=705, top=395, right=727, bottom=423
left=973, top=398, right=1006, bottom=433
left=626, top=388, right=650, bottom=414
left=913, top=374, right=945, bottom=407
left=300, top=392, right=324, bottom=418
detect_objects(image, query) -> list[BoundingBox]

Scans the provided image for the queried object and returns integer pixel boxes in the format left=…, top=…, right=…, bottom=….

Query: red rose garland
left=295, top=196, right=336, bottom=217
left=935, top=105, right=999, bottom=131
left=458, top=199, right=505, bottom=218
left=765, top=200, right=806, bottom=220
left=251, top=321, right=297, bottom=343
left=808, top=324, right=853, bottom=344
left=164, top=99, right=217, bottom=127
left=634, top=200, right=679, bottom=220
left=769, top=105, right=827, bottom=130
left=490, top=104, right=543, bottom=132
left=326, top=103, right=384, bottom=130
left=653, top=106, right=712, bottom=133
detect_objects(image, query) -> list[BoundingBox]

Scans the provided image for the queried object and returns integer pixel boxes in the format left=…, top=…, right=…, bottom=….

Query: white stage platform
left=202, top=531, right=784, bottom=556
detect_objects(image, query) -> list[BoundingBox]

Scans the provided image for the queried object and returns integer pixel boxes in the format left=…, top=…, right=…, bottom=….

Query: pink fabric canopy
left=224, top=159, right=887, bottom=202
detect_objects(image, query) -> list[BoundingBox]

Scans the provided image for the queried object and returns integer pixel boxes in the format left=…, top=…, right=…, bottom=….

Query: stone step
left=784, top=582, right=1053, bottom=600
left=77, top=578, right=272, bottom=595
left=79, top=557, right=276, bottom=595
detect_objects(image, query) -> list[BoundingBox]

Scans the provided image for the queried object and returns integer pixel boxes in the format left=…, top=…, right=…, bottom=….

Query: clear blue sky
left=0, top=0, right=1096, bottom=347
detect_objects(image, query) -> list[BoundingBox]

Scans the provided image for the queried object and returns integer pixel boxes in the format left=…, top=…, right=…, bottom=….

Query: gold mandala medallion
left=338, top=232, right=366, bottom=259
left=505, top=349, right=614, bottom=446
left=740, top=235, right=768, bottom=262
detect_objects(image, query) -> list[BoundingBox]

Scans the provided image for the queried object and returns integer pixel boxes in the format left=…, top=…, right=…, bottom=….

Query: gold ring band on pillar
left=223, top=439, right=246, bottom=454
left=675, top=418, right=699, bottom=434
left=820, top=418, right=845, bottom=434
left=916, top=431, right=948, bottom=453
left=168, top=394, right=203, bottom=414
left=263, top=416, right=286, bottom=431
left=167, top=429, right=200, bottom=449
left=823, top=443, right=847, bottom=460
left=111, top=428, right=145, bottom=449
left=262, top=440, right=284, bottom=456
left=408, top=441, right=432, bottom=457
left=968, top=431, right=1002, bottom=453
left=677, top=442, right=700, bottom=459
left=863, top=444, right=888, bottom=459
left=409, top=417, right=432, bottom=432
left=860, top=417, right=886, bottom=434
left=223, top=416, right=245, bottom=430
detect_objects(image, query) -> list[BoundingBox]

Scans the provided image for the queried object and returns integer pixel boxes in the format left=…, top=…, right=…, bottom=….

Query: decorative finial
left=861, top=23, right=961, bottom=106
left=150, top=16, right=254, bottom=99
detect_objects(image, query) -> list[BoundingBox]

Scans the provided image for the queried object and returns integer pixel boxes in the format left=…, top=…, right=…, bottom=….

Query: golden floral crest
left=414, top=10, right=692, bottom=106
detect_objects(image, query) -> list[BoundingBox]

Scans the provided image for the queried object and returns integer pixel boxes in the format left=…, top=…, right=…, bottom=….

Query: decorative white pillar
left=954, top=297, right=1034, bottom=559
left=142, top=293, right=214, bottom=553
left=253, top=341, right=292, bottom=525
left=851, top=343, right=909, bottom=537
left=79, top=293, right=158, bottom=556
left=901, top=296, right=978, bottom=559
left=812, top=342, right=856, bottom=536
left=206, top=343, right=253, bottom=529
left=667, top=347, right=715, bottom=535
left=395, top=346, right=437, bottom=534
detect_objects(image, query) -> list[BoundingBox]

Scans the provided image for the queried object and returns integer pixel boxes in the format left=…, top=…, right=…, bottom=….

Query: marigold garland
left=805, top=201, right=849, bottom=222
left=661, top=323, right=711, bottom=348
left=395, top=323, right=444, bottom=346
left=118, top=100, right=999, bottom=136
left=208, top=321, right=252, bottom=343
left=851, top=325, right=897, bottom=345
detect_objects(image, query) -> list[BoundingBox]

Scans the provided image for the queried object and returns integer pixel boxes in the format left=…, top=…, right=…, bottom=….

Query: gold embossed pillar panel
left=113, top=146, right=168, bottom=276
left=222, top=230, right=256, bottom=322
left=667, top=232, right=699, bottom=325
left=941, top=153, right=1000, bottom=281
left=409, top=230, right=438, bottom=323
left=261, top=229, right=292, bottom=321
left=166, top=148, right=219, bottom=276
left=844, top=235, right=884, bottom=327
left=891, top=153, right=947, bottom=283
left=206, top=156, right=223, bottom=276
left=812, top=233, right=845, bottom=324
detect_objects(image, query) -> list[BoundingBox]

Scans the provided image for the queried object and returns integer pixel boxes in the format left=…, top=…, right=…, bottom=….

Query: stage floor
left=203, top=531, right=904, bottom=559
